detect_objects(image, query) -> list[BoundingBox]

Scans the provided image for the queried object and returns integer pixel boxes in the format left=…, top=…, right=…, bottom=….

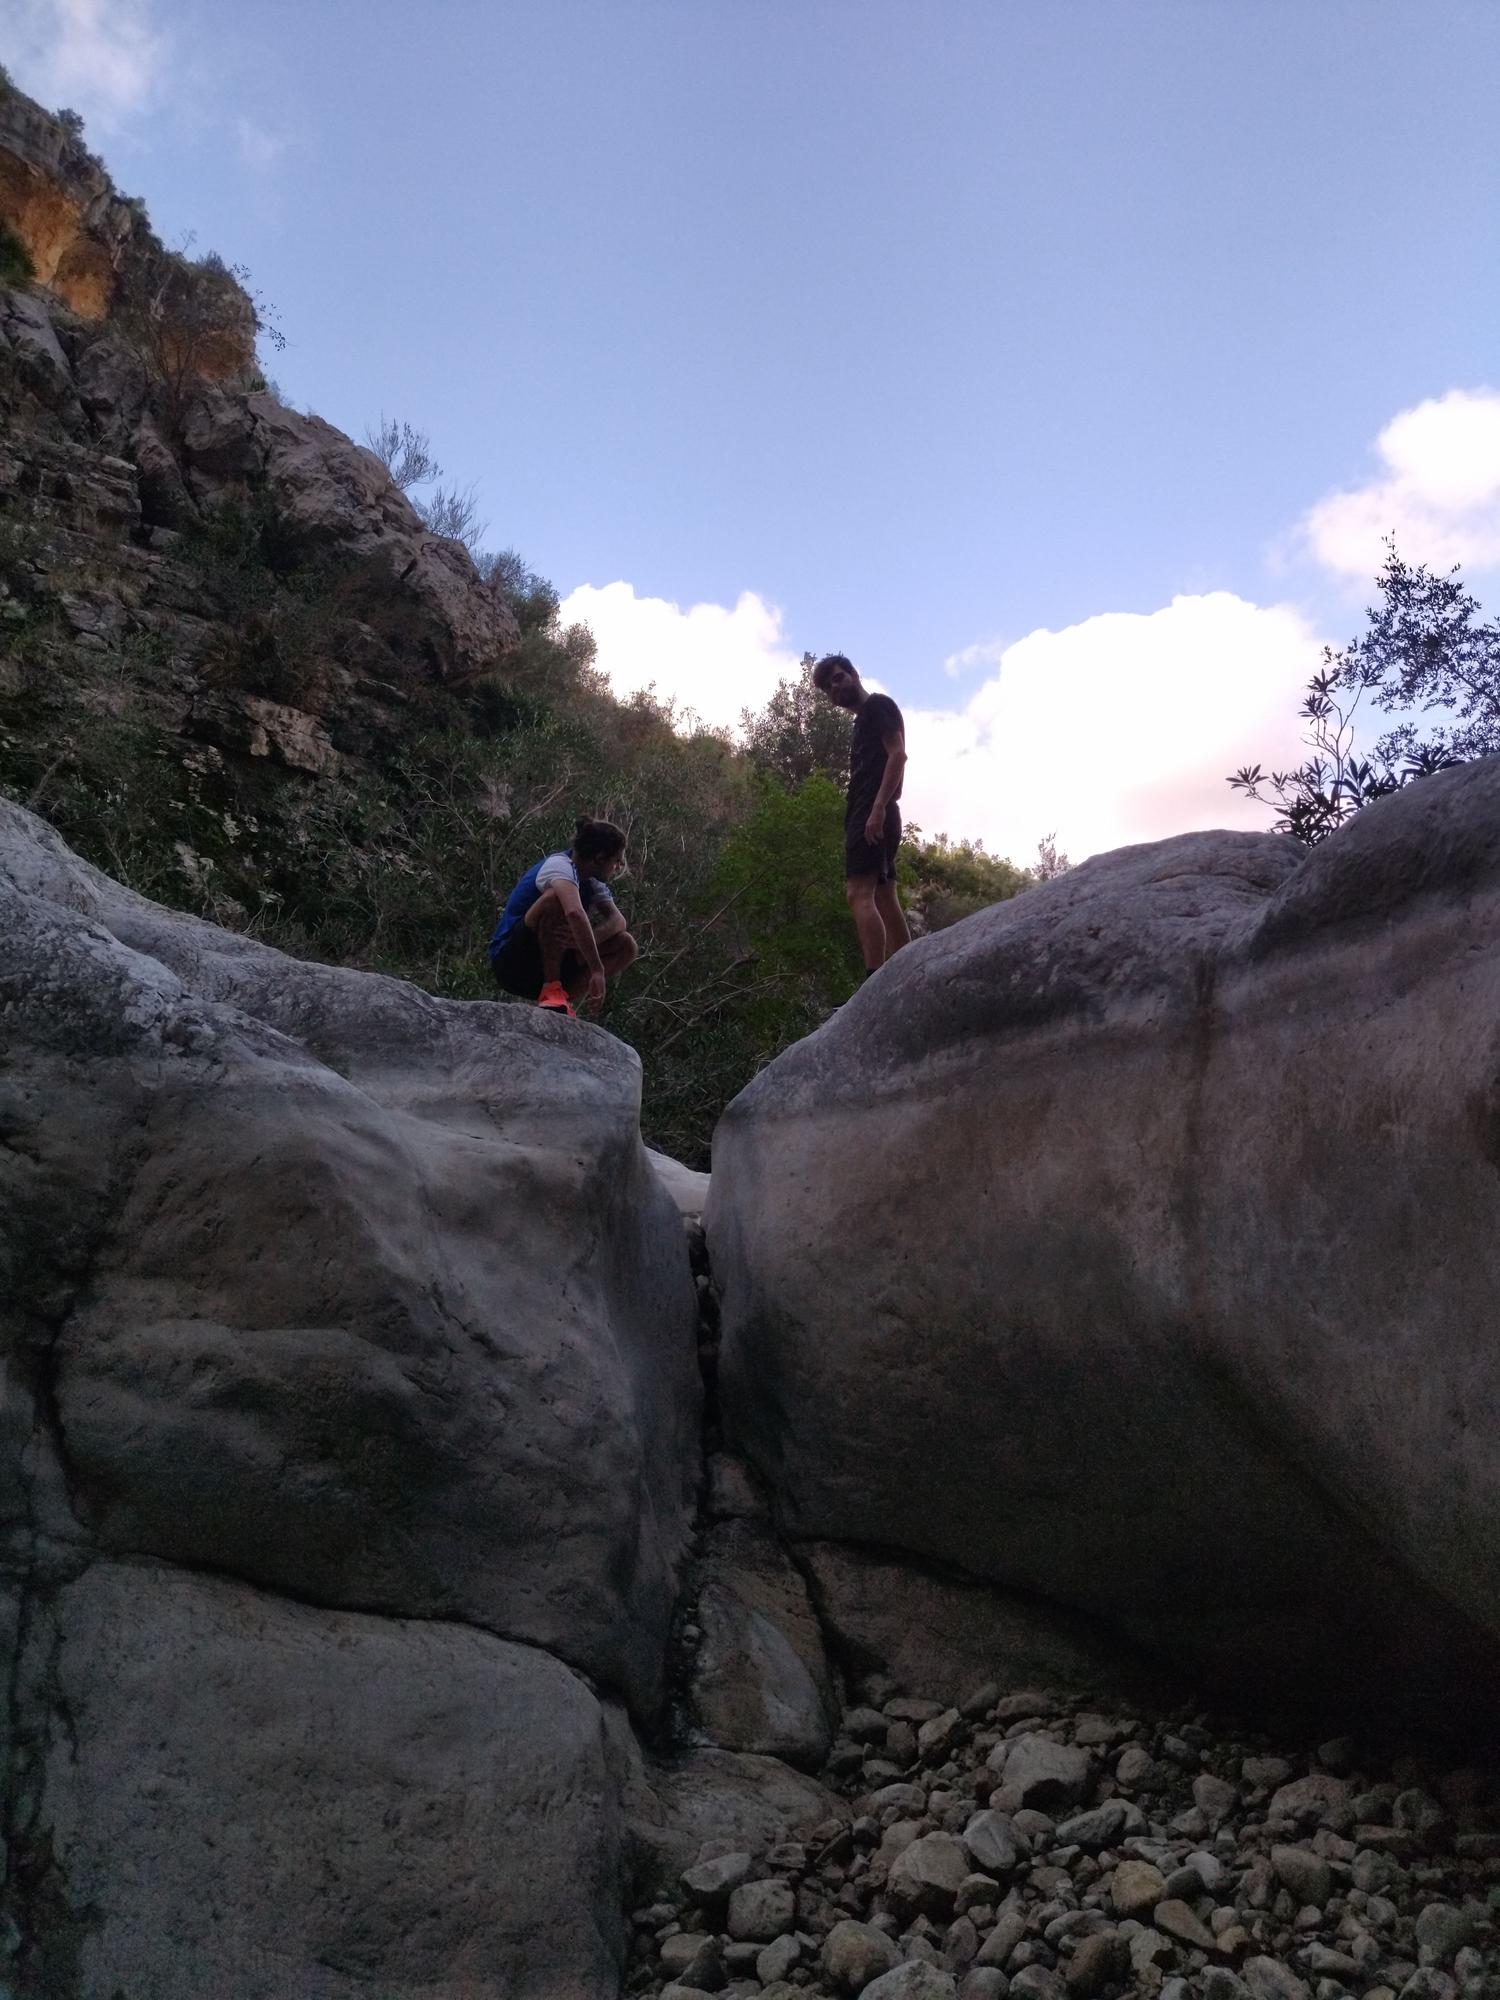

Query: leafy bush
left=1230, top=543, right=1492, bottom=842
left=902, top=831, right=1030, bottom=930
left=0, top=223, right=33, bottom=291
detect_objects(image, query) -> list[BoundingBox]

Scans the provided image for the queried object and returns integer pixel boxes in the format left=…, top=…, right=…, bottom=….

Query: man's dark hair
left=812, top=652, right=855, bottom=691
left=573, top=815, right=626, bottom=864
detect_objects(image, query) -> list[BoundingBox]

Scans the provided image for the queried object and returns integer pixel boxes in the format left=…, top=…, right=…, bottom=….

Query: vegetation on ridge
left=1230, top=543, right=1499, bottom=844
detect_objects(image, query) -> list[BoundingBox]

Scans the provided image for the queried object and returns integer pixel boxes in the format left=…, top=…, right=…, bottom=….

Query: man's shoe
left=536, top=981, right=575, bottom=1016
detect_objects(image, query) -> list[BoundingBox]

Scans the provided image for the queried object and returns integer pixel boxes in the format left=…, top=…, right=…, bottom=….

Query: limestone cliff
left=0, top=78, right=522, bottom=938
left=0, top=77, right=254, bottom=357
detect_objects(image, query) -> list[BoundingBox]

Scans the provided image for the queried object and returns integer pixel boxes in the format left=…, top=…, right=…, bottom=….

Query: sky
left=8, top=0, right=1499, bottom=866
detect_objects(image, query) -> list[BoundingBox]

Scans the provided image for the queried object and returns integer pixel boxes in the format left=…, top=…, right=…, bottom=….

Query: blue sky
left=9, top=0, right=1499, bottom=862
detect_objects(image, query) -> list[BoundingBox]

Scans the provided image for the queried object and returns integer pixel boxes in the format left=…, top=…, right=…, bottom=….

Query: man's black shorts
left=490, top=927, right=585, bottom=999
left=845, top=802, right=902, bottom=883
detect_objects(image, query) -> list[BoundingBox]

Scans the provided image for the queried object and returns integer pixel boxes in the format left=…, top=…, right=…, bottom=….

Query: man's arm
left=865, top=721, right=908, bottom=845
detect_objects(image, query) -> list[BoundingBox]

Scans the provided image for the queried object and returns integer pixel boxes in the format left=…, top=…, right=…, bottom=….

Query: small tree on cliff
left=119, top=245, right=283, bottom=439
left=1229, top=543, right=1497, bottom=843
left=363, top=415, right=488, bottom=551
left=364, top=417, right=441, bottom=490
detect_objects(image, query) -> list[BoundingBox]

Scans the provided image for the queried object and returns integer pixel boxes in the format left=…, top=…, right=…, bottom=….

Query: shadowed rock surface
left=709, top=760, right=1500, bottom=1731
left=22, top=1564, right=625, bottom=1999
left=0, top=795, right=701, bottom=1995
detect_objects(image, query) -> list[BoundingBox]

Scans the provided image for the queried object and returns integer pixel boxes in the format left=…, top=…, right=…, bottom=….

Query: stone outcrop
left=708, top=759, right=1500, bottom=1730
left=0, top=796, right=702, bottom=1992
left=0, top=248, right=523, bottom=932
left=0, top=80, right=256, bottom=356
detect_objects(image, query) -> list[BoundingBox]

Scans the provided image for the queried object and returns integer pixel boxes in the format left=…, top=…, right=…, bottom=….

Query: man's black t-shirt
left=847, top=693, right=905, bottom=823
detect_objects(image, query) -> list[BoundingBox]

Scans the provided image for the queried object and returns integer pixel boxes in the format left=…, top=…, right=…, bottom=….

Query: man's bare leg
left=874, top=879, right=911, bottom=959
left=846, top=873, right=888, bottom=972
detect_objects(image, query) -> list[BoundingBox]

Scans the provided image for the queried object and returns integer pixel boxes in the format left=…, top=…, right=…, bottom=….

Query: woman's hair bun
left=573, top=815, right=627, bottom=861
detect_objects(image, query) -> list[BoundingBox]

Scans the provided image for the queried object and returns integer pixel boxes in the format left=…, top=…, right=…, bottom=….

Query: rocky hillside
left=0, top=74, right=522, bottom=930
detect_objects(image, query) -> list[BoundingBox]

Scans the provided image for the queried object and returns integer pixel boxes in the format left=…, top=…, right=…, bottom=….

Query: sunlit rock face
left=709, top=758, right=1500, bottom=1730
left=0, top=795, right=703, bottom=1996
left=0, top=85, right=257, bottom=359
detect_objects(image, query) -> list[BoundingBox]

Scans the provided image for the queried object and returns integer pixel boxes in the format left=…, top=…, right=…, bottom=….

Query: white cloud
left=566, top=577, right=1323, bottom=867
left=943, top=636, right=1006, bottom=679
left=1302, top=389, right=1500, bottom=578
left=556, top=580, right=799, bottom=731
left=6, top=0, right=168, bottom=131
left=900, top=593, right=1325, bottom=866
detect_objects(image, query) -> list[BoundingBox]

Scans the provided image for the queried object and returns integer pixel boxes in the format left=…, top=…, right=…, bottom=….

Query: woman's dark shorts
left=844, top=802, right=902, bottom=883
left=490, top=927, right=585, bottom=999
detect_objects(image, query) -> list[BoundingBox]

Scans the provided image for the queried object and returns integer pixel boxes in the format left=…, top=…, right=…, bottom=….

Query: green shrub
left=0, top=223, right=34, bottom=291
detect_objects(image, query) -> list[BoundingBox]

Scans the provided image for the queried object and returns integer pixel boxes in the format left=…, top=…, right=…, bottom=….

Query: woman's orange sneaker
left=536, top=980, right=575, bottom=1016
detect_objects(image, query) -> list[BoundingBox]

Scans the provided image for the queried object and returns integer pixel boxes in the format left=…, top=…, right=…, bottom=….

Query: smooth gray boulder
left=708, top=762, right=1500, bottom=1725
left=0, top=795, right=700, bottom=1716
left=649, top=1145, right=712, bottom=1223
left=13, top=1561, right=623, bottom=1999
left=0, top=795, right=705, bottom=1990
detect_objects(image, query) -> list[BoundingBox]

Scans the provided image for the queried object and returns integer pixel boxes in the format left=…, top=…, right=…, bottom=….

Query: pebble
left=962, top=1809, right=1026, bottom=1877
left=1112, top=1857, right=1167, bottom=1917
left=1273, top=1843, right=1333, bottom=1908
left=1065, top=1926, right=1124, bottom=1995
left=862, top=1962, right=960, bottom=1999
left=755, top=1933, right=799, bottom=1982
left=679, top=1850, right=753, bottom=1902
left=888, top=1833, right=972, bottom=1916
left=1156, top=1896, right=1220, bottom=1951
left=725, top=1877, right=795, bottom=1942
left=822, top=1916, right=899, bottom=1989
left=992, top=1735, right=1094, bottom=1810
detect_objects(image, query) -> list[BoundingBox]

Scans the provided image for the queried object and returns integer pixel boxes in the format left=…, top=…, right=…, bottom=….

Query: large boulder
left=0, top=796, right=700, bottom=1715
left=708, top=761, right=1500, bottom=1726
left=0, top=794, right=706, bottom=1988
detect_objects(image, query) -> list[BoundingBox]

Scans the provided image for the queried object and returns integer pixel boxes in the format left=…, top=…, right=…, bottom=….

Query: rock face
left=708, top=762, right=1500, bottom=1726
left=687, top=1517, right=838, bottom=1768
left=0, top=797, right=702, bottom=1992
left=21, top=1565, right=625, bottom=1999
left=178, top=388, right=522, bottom=682
left=0, top=198, right=522, bottom=942
left=0, top=83, right=241, bottom=333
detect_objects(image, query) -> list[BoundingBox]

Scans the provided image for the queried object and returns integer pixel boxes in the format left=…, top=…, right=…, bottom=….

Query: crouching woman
left=488, top=816, right=638, bottom=1018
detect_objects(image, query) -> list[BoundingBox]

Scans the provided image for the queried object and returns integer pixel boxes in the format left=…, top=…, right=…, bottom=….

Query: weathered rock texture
left=0, top=105, right=523, bottom=944
left=20, top=1565, right=626, bottom=1999
left=0, top=796, right=702, bottom=1993
left=0, top=82, right=236, bottom=331
left=709, top=760, right=1500, bottom=1729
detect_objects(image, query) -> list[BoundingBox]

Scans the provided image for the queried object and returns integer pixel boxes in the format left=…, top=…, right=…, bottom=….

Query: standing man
left=811, top=652, right=912, bottom=973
